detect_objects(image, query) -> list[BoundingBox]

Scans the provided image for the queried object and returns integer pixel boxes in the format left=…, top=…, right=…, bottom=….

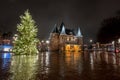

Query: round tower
left=49, top=24, right=59, bottom=51
left=76, top=27, right=83, bottom=44
left=59, top=24, right=67, bottom=51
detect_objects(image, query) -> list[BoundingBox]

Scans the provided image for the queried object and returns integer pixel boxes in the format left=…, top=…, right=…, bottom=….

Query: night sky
left=0, top=0, right=120, bottom=43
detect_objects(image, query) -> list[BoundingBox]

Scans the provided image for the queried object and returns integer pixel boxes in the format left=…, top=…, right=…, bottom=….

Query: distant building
left=49, top=22, right=83, bottom=51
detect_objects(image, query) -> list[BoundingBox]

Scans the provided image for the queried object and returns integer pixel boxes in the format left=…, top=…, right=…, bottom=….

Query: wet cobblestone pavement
left=0, top=51, right=120, bottom=80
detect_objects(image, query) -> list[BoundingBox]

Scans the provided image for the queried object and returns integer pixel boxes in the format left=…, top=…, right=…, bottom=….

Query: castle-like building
left=49, top=22, right=83, bottom=51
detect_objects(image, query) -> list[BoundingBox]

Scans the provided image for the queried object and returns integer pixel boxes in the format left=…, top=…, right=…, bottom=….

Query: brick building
left=49, top=22, right=83, bottom=51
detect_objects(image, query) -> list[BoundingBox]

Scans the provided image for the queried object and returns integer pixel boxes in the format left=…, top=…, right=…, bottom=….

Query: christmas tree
left=13, top=10, right=39, bottom=55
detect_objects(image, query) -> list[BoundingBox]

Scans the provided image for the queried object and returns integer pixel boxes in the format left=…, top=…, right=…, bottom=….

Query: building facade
left=49, top=22, right=83, bottom=51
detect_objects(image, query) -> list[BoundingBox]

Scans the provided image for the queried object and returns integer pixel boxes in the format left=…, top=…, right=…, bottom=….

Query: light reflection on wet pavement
left=0, top=51, right=120, bottom=80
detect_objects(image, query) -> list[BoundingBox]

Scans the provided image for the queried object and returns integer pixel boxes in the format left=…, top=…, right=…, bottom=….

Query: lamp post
left=46, top=40, right=50, bottom=51
left=89, top=39, right=93, bottom=50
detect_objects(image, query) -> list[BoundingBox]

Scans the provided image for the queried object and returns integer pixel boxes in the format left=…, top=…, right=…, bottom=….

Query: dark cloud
left=0, top=0, right=120, bottom=43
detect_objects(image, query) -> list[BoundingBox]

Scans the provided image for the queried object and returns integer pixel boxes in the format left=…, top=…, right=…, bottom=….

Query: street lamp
left=46, top=40, right=50, bottom=51
left=46, top=40, right=50, bottom=44
left=90, top=39, right=93, bottom=43
left=41, top=40, right=44, bottom=43
left=89, top=39, right=93, bottom=50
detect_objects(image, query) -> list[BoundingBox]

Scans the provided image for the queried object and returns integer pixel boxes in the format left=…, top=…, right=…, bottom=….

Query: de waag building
left=49, top=22, right=83, bottom=52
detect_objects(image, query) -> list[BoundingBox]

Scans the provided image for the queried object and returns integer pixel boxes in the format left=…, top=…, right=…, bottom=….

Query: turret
left=59, top=22, right=67, bottom=51
left=76, top=27, right=83, bottom=45
left=49, top=24, right=59, bottom=51
left=76, top=27, right=82, bottom=37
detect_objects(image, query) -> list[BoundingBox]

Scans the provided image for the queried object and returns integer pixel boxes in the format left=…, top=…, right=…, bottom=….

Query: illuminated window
left=67, top=37, right=69, bottom=41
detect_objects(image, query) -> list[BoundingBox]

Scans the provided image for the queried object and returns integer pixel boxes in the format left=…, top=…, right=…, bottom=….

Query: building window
left=67, top=37, right=69, bottom=41
left=70, top=37, right=73, bottom=41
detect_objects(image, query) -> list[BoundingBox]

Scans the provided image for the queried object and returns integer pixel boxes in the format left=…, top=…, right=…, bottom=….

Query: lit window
left=67, top=37, right=69, bottom=41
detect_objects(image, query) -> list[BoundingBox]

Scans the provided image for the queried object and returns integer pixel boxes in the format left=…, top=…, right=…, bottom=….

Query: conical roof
left=60, top=25, right=66, bottom=35
left=59, top=22, right=65, bottom=32
left=52, top=24, right=59, bottom=33
left=76, top=27, right=82, bottom=37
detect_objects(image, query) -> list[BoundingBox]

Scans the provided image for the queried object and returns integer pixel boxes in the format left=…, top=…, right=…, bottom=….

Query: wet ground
left=0, top=51, right=120, bottom=80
